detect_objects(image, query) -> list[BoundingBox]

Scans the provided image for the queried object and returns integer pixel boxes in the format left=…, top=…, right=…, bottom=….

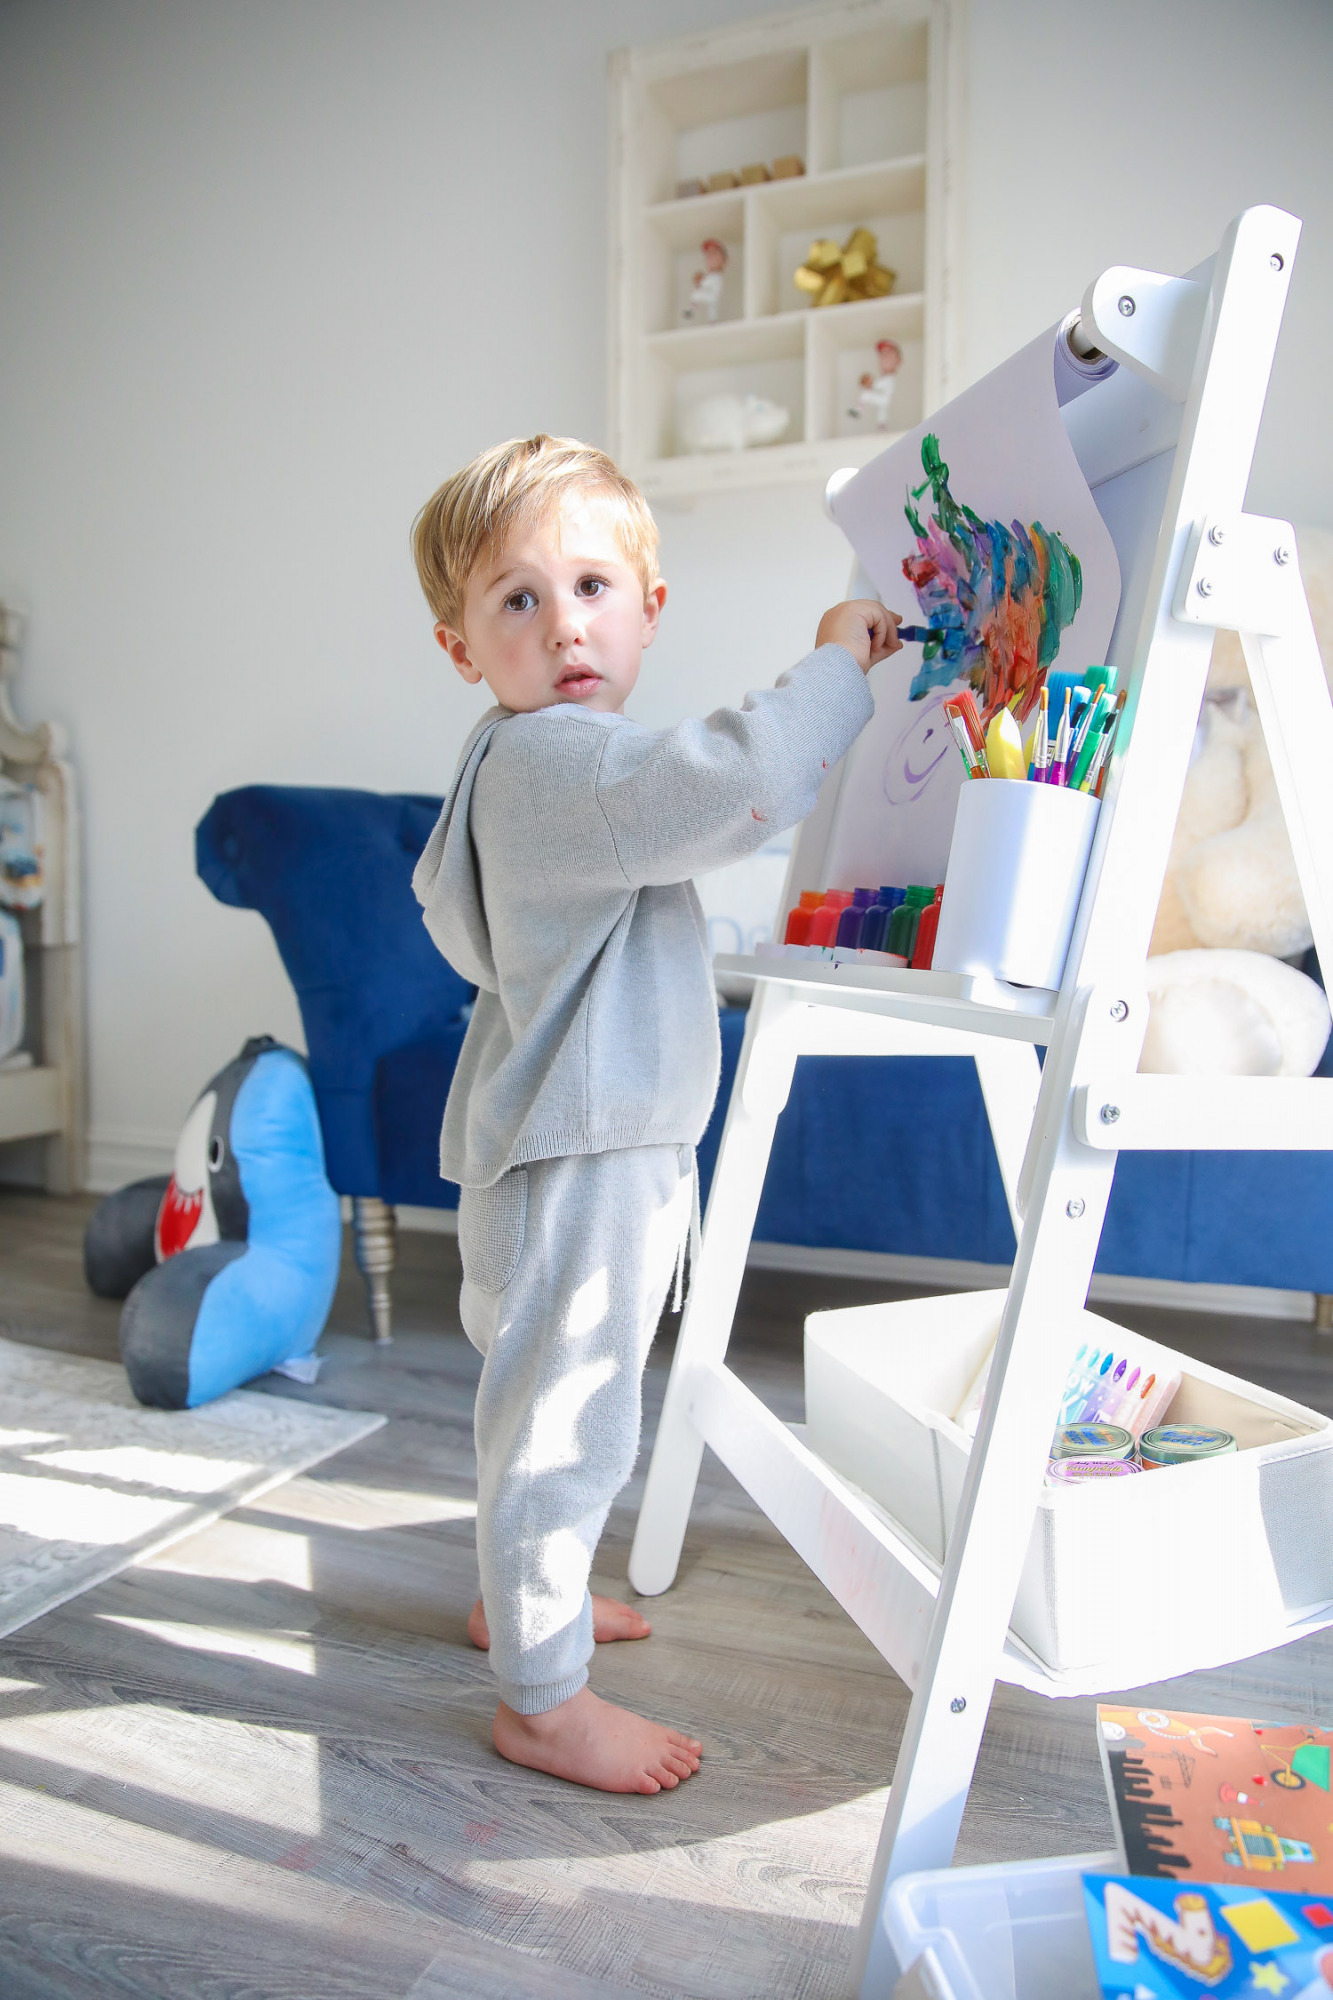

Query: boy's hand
left=816, top=600, right=903, bottom=673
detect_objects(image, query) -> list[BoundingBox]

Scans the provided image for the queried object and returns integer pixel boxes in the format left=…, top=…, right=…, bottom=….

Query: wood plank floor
left=0, top=1189, right=1331, bottom=1998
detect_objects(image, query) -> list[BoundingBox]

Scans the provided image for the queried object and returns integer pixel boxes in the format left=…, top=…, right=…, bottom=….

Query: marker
left=1088, top=1357, right=1128, bottom=1420
left=1077, top=1351, right=1117, bottom=1421
left=1028, top=687, right=1050, bottom=781
left=1106, top=1365, right=1140, bottom=1425
left=1049, top=687, right=1073, bottom=786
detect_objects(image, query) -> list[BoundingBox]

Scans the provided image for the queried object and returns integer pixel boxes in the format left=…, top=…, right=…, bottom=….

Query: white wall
left=0, top=0, right=1328, bottom=1185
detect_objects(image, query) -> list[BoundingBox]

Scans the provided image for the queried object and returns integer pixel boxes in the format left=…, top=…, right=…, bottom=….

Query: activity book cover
left=1097, top=1708, right=1333, bottom=1892
left=1082, top=1873, right=1333, bottom=1997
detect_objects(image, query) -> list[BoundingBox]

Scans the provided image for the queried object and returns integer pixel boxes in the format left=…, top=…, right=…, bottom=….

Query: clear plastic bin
left=883, top=1850, right=1115, bottom=1999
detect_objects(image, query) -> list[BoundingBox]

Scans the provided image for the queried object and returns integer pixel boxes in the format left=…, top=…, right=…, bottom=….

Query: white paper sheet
left=819, top=326, right=1123, bottom=892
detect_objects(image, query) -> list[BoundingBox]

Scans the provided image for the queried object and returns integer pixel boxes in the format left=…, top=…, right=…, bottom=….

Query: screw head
left=1109, top=999, right=1130, bottom=1022
left=1270, top=252, right=1284, bottom=271
left=1274, top=546, right=1292, bottom=566
left=1208, top=524, right=1226, bottom=547
left=1196, top=576, right=1213, bottom=597
left=1099, top=1103, right=1121, bottom=1125
left=1117, top=294, right=1136, bottom=316
left=1066, top=1197, right=1086, bottom=1219
left=950, top=1697, right=967, bottom=1714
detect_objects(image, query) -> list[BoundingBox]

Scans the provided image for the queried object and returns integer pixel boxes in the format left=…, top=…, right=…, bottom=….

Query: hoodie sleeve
left=593, top=644, right=874, bottom=889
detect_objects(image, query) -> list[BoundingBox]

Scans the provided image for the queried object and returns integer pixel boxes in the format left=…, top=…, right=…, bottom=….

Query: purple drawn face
left=882, top=697, right=954, bottom=805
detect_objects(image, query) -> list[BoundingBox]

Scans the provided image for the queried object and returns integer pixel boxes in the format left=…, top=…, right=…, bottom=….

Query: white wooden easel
left=628, top=206, right=1333, bottom=1995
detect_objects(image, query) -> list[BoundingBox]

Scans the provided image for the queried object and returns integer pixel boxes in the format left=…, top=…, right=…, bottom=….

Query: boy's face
left=436, top=492, right=666, bottom=715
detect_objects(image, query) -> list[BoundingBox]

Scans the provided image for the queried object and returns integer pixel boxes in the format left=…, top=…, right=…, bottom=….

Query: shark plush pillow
left=84, top=1037, right=342, bottom=1408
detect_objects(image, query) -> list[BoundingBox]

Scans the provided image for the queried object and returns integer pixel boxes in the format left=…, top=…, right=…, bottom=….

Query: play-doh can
left=1045, top=1458, right=1143, bottom=1486
left=1138, top=1424, right=1237, bottom=1468
left=1050, top=1422, right=1136, bottom=1462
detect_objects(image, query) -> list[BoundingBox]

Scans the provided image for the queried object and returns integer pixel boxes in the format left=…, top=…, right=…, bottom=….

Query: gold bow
left=794, top=227, right=895, bottom=308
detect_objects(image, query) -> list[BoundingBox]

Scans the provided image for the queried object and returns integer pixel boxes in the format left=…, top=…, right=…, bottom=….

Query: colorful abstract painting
left=816, top=322, right=1122, bottom=890
left=901, top=432, right=1084, bottom=722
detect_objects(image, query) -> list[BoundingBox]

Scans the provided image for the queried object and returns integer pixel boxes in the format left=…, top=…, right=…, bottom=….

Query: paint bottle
left=807, top=891, right=854, bottom=949
left=888, top=885, right=934, bottom=960
left=910, top=887, right=945, bottom=969
left=835, top=887, right=878, bottom=949
left=861, top=887, right=905, bottom=953
left=1050, top=1421, right=1136, bottom=1463
left=1138, top=1424, right=1237, bottom=1469
left=783, top=890, right=824, bottom=946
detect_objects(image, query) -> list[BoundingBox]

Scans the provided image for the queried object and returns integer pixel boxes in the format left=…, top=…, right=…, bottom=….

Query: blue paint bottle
left=835, top=887, right=877, bottom=948
left=861, top=886, right=905, bottom=953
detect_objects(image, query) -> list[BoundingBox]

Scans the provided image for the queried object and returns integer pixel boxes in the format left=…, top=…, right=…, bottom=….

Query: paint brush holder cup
left=932, top=778, right=1100, bottom=991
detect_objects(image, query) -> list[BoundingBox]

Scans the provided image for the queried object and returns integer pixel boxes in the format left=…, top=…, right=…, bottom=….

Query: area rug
left=0, top=1336, right=384, bottom=1639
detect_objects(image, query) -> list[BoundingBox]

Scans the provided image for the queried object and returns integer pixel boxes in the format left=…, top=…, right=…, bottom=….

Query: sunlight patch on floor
left=99, top=1613, right=317, bottom=1676
left=0, top=1778, right=354, bottom=1923
left=32, top=1445, right=260, bottom=1495
left=0, top=1470, right=188, bottom=1546
left=0, top=1702, right=322, bottom=1834
left=145, top=1518, right=315, bottom=1591
left=251, top=1481, right=478, bottom=1532
left=461, top=1787, right=887, bottom=1919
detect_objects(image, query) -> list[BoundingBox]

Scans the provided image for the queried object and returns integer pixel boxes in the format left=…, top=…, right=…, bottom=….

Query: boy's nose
left=548, top=598, right=587, bottom=648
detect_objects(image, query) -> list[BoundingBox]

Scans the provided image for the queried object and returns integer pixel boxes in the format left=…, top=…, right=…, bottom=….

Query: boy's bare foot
left=467, top=1593, right=650, bottom=1651
left=493, top=1686, right=702, bottom=1794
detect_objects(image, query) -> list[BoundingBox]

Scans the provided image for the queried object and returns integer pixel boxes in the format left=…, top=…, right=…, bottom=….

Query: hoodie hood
left=412, top=706, right=509, bottom=992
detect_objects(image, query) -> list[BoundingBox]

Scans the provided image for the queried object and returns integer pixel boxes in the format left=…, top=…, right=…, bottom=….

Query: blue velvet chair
left=198, top=785, right=1333, bottom=1339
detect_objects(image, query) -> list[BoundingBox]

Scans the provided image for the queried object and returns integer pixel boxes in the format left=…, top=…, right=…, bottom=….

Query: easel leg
left=972, top=1041, right=1042, bottom=1239
left=853, top=991, right=1130, bottom=1994
left=629, top=983, right=799, bottom=1596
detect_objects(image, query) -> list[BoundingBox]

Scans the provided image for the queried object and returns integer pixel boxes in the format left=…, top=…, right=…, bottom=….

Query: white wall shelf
left=609, top=1, right=962, bottom=498
left=0, top=604, right=85, bottom=1191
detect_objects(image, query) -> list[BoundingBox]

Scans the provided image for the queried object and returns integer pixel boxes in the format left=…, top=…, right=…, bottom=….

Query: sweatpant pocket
left=458, top=1169, right=528, bottom=1294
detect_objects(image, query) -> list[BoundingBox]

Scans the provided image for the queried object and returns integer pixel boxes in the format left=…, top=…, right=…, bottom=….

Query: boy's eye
left=502, top=589, right=536, bottom=613
left=576, top=575, right=608, bottom=598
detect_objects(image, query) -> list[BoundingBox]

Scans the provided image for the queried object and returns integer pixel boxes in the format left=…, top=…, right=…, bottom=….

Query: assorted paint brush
left=942, top=664, right=1123, bottom=793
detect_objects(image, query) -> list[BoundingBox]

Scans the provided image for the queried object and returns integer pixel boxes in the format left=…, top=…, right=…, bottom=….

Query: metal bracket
left=1173, top=513, right=1305, bottom=637
left=1082, top=265, right=1207, bottom=402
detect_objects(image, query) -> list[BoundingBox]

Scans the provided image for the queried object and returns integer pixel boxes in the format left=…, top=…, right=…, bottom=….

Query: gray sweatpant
left=457, top=1144, right=693, bottom=1714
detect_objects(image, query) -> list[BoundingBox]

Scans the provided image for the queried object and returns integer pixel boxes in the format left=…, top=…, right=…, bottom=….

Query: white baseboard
left=745, top=1239, right=1318, bottom=1324
left=385, top=1204, right=1318, bottom=1323
left=85, top=1129, right=177, bottom=1193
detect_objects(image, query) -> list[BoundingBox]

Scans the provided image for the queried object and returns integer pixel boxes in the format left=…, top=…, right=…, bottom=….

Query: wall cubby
left=609, top=1, right=962, bottom=498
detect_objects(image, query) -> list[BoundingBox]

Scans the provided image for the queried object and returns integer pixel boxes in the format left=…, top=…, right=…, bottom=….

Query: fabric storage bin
left=882, top=1849, right=1113, bottom=2000
left=804, top=1291, right=1333, bottom=1676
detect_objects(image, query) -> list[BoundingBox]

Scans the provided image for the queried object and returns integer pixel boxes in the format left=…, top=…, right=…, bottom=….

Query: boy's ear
left=640, top=578, right=668, bottom=650
left=435, top=621, right=483, bottom=685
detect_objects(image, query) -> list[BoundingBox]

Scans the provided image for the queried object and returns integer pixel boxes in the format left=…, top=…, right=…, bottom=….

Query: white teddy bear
left=1145, top=526, right=1333, bottom=1075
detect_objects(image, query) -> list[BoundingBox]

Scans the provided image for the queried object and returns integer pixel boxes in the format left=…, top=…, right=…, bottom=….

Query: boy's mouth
left=556, top=667, right=602, bottom=696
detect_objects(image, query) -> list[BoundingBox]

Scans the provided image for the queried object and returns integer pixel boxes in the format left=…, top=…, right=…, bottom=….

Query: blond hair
left=412, top=434, right=659, bottom=632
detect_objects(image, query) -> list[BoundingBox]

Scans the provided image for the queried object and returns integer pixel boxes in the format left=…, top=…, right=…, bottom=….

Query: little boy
left=411, top=434, right=899, bottom=1795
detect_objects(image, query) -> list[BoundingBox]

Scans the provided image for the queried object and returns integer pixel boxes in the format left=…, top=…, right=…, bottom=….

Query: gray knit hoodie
left=412, top=643, right=874, bottom=1188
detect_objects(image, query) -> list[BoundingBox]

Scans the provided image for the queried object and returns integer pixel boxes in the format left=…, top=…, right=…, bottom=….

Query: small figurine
left=849, top=339, right=903, bottom=429
left=683, top=238, right=728, bottom=323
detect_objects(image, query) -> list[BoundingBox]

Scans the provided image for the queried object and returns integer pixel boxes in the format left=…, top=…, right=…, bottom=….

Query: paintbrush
left=896, top=624, right=944, bottom=643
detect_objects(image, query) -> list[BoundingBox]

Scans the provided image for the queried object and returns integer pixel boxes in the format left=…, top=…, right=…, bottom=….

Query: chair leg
left=352, top=1195, right=396, bottom=1345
